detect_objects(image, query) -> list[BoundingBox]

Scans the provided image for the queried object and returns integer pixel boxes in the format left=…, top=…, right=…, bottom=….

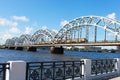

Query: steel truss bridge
left=5, top=16, right=120, bottom=47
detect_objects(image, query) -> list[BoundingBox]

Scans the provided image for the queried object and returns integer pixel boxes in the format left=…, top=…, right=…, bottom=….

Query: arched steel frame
left=31, top=29, right=56, bottom=43
left=54, top=16, right=120, bottom=43
left=5, top=39, right=13, bottom=46
left=5, top=37, right=19, bottom=46
left=17, top=34, right=31, bottom=45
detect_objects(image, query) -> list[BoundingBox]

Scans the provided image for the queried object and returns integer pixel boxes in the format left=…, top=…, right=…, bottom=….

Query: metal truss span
left=5, top=16, right=120, bottom=46
left=5, top=37, right=19, bottom=46
left=17, top=34, right=31, bottom=45
left=5, top=28, right=57, bottom=46
left=31, top=29, right=57, bottom=44
left=5, top=34, right=32, bottom=46
left=54, top=16, right=120, bottom=43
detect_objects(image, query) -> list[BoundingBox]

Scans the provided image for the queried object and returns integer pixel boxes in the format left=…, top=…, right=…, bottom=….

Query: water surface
left=0, top=49, right=120, bottom=63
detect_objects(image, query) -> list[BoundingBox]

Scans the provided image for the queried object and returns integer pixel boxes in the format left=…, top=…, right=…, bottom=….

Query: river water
left=0, top=49, right=120, bottom=63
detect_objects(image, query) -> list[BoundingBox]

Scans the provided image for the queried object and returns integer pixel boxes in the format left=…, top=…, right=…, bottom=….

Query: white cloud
left=24, top=27, right=33, bottom=34
left=0, top=32, right=12, bottom=44
left=13, top=16, right=29, bottom=22
left=41, top=26, right=47, bottom=30
left=3, top=32, right=12, bottom=39
left=32, top=22, right=38, bottom=27
left=106, top=13, right=116, bottom=19
left=60, top=20, right=69, bottom=27
left=108, top=33, right=114, bottom=37
left=0, top=18, right=18, bottom=27
left=107, top=32, right=118, bottom=37
left=52, top=29, right=58, bottom=34
left=9, top=27, right=20, bottom=34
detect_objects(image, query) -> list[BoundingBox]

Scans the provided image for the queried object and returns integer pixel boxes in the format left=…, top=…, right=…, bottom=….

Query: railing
left=91, top=59, right=117, bottom=76
left=26, top=61, right=84, bottom=80
left=0, top=63, right=10, bottom=80
left=0, top=59, right=118, bottom=80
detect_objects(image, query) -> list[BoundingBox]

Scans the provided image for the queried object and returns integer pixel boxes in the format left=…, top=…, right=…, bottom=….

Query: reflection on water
left=0, top=49, right=120, bottom=63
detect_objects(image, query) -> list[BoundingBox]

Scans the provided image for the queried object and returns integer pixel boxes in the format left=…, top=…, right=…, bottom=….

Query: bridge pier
left=8, top=47, right=15, bottom=50
left=27, top=47, right=37, bottom=52
left=50, top=46, right=64, bottom=54
left=5, top=46, right=8, bottom=49
left=15, top=47, right=23, bottom=50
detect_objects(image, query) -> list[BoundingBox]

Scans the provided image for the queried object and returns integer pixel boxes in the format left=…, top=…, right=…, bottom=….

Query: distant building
left=80, top=46, right=101, bottom=52
left=65, top=46, right=102, bottom=52
left=66, top=46, right=72, bottom=50
left=117, top=46, right=120, bottom=50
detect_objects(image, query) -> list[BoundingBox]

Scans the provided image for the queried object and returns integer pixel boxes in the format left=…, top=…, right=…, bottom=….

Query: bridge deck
left=30, top=42, right=120, bottom=47
left=8, top=42, right=120, bottom=47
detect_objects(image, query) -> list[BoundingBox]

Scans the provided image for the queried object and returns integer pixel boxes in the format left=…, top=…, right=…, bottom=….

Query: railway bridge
left=5, top=16, right=120, bottom=54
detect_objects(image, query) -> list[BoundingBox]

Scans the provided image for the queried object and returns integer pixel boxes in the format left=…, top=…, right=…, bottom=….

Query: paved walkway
left=109, top=77, right=120, bottom=80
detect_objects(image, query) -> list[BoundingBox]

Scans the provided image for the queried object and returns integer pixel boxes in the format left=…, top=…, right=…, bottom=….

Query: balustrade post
left=6, top=61, right=26, bottom=80
left=114, top=58, right=120, bottom=75
left=81, top=59, right=92, bottom=80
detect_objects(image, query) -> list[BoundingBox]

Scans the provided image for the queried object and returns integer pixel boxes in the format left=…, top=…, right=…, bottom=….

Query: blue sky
left=0, top=0, right=120, bottom=46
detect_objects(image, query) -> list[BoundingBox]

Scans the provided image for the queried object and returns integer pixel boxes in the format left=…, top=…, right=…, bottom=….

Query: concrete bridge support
left=9, top=47, right=15, bottom=50
left=27, top=47, right=37, bottom=52
left=50, top=46, right=64, bottom=54
left=15, top=47, right=23, bottom=50
left=5, top=46, right=8, bottom=49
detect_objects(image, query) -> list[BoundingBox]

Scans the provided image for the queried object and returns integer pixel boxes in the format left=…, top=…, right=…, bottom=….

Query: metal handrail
left=26, top=61, right=84, bottom=80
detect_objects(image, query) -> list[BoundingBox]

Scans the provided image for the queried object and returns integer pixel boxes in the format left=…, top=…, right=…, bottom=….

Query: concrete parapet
left=115, top=58, right=120, bottom=75
left=6, top=61, right=26, bottom=80
left=81, top=59, right=92, bottom=80
left=4, top=58, right=120, bottom=80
